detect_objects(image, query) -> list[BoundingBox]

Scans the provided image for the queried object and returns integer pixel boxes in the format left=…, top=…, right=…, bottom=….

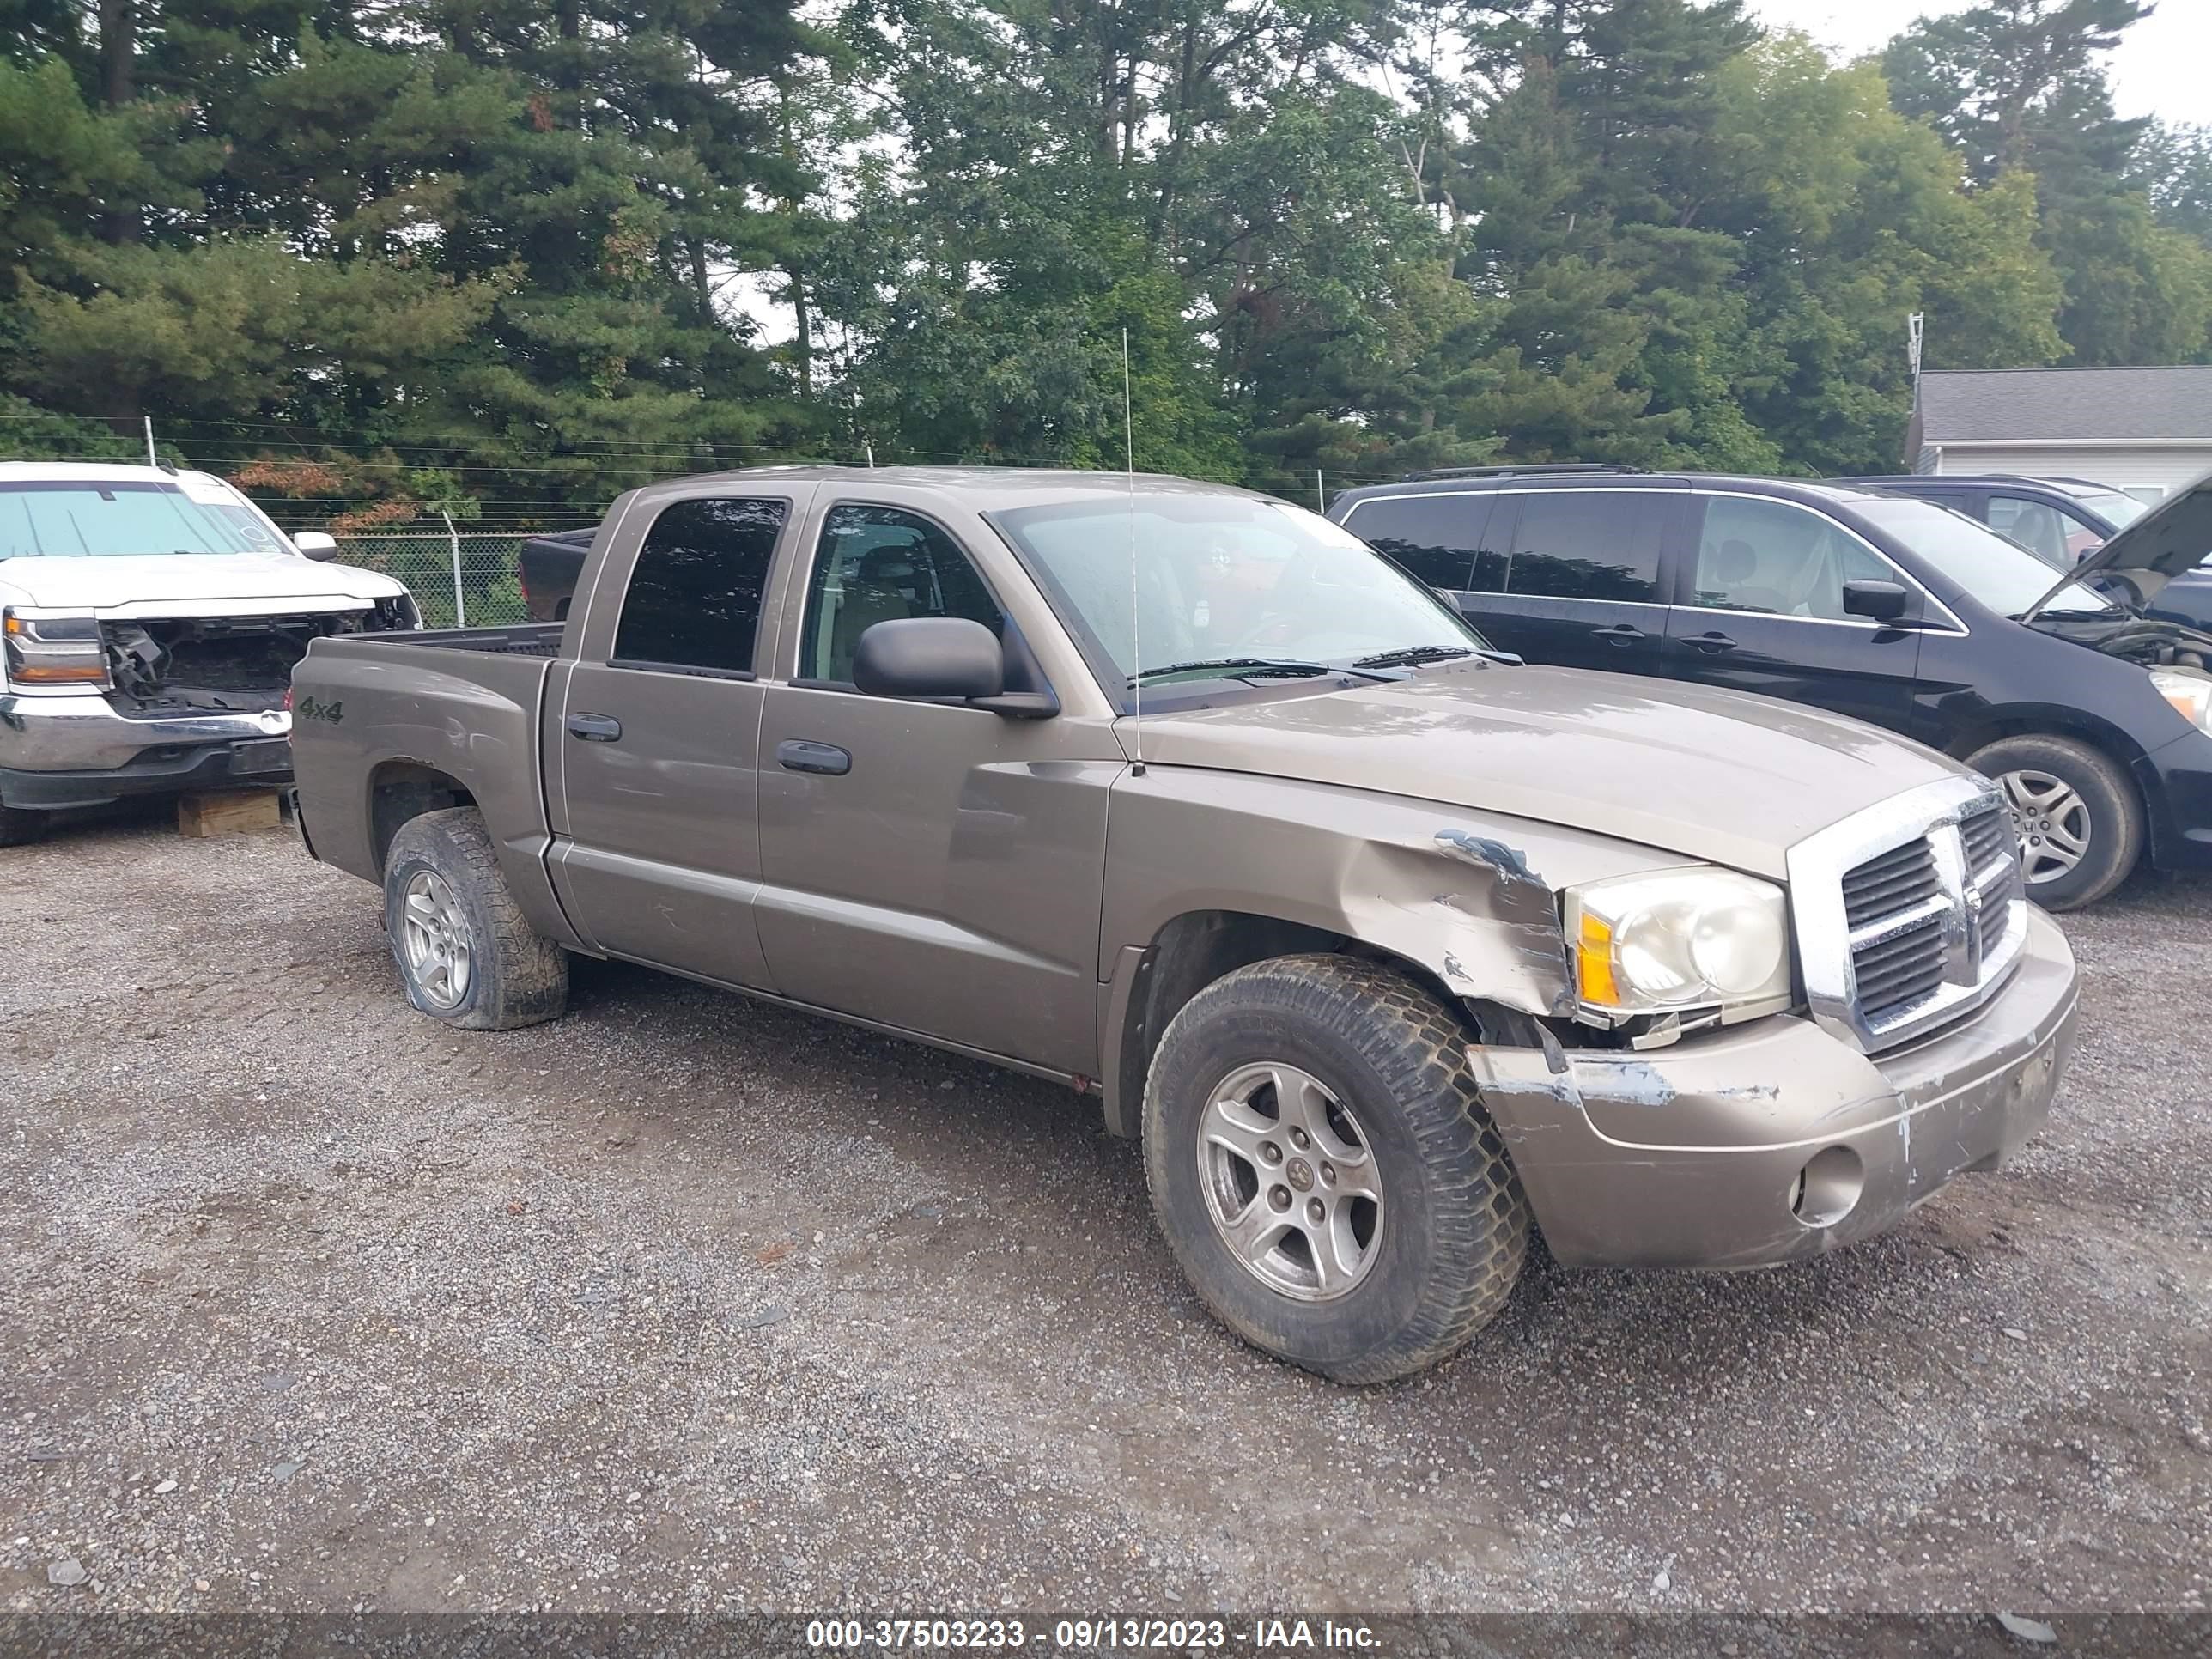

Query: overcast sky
left=1750, top=1, right=2208, bottom=124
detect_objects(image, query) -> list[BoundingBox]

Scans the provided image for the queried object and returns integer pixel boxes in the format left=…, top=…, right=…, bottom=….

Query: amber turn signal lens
left=1576, top=911, right=1619, bottom=1006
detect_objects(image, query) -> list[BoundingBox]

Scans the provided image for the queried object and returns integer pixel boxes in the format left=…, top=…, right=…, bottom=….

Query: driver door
left=750, top=499, right=1124, bottom=1075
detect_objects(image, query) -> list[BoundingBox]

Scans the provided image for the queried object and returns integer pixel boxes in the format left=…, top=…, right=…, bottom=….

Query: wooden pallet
left=177, top=788, right=284, bottom=838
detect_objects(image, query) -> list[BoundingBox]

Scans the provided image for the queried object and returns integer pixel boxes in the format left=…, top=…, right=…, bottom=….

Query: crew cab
left=289, top=466, right=2076, bottom=1382
left=1333, top=465, right=2212, bottom=909
left=0, top=462, right=418, bottom=843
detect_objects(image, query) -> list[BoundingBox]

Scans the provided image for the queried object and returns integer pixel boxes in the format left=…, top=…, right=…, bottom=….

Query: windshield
left=0, top=481, right=268, bottom=559
left=994, top=493, right=1484, bottom=692
left=2070, top=489, right=2149, bottom=530
left=1853, top=497, right=2116, bottom=618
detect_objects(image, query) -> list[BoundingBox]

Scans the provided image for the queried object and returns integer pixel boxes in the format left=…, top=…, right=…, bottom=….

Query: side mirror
left=854, top=617, right=1004, bottom=701
left=294, top=531, right=340, bottom=562
left=1841, top=579, right=1912, bottom=623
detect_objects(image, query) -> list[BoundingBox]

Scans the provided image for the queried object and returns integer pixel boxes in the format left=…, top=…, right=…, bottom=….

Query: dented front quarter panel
left=1099, top=765, right=1697, bottom=1018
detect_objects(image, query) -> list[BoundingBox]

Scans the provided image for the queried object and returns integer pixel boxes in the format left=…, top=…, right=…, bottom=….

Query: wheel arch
left=368, top=759, right=476, bottom=878
left=1942, top=703, right=2150, bottom=775
left=1098, top=908, right=1501, bottom=1139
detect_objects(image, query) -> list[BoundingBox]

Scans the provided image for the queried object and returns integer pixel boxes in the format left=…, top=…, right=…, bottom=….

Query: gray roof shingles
left=1917, top=365, right=2212, bottom=443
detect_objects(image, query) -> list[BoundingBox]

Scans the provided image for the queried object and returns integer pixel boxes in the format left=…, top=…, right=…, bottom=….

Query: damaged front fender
left=1100, top=768, right=1702, bottom=1024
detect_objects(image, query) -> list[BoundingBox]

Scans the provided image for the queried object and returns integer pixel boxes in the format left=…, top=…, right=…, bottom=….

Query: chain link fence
left=331, top=529, right=590, bottom=629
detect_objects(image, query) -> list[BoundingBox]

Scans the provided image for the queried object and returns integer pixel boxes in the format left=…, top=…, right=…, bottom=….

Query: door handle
left=565, top=713, right=623, bottom=742
left=777, top=739, right=851, bottom=776
left=1688, top=632, right=1739, bottom=654
left=1593, top=623, right=1645, bottom=645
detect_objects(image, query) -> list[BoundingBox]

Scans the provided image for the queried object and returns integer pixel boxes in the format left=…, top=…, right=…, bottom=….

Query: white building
left=1905, top=364, right=2212, bottom=503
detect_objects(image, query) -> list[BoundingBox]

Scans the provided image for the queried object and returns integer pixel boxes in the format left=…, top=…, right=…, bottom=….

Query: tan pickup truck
left=289, top=466, right=2079, bottom=1382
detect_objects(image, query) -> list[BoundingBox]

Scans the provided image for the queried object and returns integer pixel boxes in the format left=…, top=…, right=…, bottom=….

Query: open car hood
left=2024, top=465, right=2212, bottom=622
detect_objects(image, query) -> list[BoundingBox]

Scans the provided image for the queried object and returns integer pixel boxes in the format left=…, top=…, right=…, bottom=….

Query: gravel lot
left=3, top=804, right=2208, bottom=1619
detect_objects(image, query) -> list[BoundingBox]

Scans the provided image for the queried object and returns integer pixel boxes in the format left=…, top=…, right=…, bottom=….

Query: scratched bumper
left=1468, top=907, right=2077, bottom=1271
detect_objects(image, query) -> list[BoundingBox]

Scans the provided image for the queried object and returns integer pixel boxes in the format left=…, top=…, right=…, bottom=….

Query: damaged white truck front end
left=0, top=464, right=416, bottom=838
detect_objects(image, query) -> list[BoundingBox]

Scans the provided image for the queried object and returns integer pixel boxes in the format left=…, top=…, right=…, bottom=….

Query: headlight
left=1563, top=867, right=1792, bottom=1020
left=2150, top=668, right=2212, bottom=734
left=2, top=609, right=111, bottom=690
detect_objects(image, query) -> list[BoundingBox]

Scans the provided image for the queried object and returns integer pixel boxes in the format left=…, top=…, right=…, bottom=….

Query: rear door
left=1662, top=491, right=1931, bottom=739
left=1477, top=485, right=1675, bottom=674
left=547, top=486, right=808, bottom=990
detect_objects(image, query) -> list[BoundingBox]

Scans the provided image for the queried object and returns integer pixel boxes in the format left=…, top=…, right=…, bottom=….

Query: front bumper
left=0, top=690, right=292, bottom=809
left=1468, top=906, right=2078, bottom=1270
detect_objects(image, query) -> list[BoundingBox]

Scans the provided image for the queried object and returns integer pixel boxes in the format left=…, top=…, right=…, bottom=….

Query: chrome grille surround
left=1786, top=775, right=2028, bottom=1054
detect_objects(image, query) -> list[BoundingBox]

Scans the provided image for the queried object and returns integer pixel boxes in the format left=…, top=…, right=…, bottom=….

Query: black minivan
left=1328, top=465, right=2212, bottom=908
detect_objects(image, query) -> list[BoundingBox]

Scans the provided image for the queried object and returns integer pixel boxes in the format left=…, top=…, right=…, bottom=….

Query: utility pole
left=1908, top=313, right=1925, bottom=386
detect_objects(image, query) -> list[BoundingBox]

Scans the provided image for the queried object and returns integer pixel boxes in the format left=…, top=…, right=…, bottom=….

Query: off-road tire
left=0, top=805, right=46, bottom=848
left=1967, top=732, right=2142, bottom=911
left=1142, top=953, right=1528, bottom=1384
left=382, top=806, right=568, bottom=1030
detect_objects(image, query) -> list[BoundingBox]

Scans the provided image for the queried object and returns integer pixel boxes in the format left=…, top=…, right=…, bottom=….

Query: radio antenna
left=1124, top=326, right=1145, bottom=776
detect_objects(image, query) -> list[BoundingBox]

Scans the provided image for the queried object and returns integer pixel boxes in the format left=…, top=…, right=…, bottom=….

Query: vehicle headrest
left=1714, top=538, right=1757, bottom=580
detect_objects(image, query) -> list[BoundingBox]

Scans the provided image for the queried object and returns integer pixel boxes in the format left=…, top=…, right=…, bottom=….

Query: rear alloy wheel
left=1969, top=732, right=2143, bottom=910
left=398, top=869, right=474, bottom=1012
left=382, top=806, right=568, bottom=1030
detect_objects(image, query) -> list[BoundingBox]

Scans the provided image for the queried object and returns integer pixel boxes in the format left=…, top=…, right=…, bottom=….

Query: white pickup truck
left=0, top=462, right=418, bottom=843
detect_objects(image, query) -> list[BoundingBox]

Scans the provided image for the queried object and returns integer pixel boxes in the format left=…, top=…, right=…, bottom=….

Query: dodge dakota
left=288, top=466, right=2078, bottom=1382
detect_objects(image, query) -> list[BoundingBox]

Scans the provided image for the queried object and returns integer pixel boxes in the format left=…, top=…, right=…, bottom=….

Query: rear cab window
left=611, top=496, right=789, bottom=677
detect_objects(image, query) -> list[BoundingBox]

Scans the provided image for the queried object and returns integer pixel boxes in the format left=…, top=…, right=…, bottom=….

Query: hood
left=2026, top=465, right=2212, bottom=621
left=1130, top=659, right=1972, bottom=880
left=0, top=551, right=404, bottom=617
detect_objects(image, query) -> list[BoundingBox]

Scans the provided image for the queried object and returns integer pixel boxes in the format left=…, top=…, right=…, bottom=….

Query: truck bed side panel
left=289, top=636, right=581, bottom=948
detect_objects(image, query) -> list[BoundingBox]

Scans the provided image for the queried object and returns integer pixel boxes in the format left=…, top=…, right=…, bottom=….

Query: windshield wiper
left=1348, top=644, right=1517, bottom=670
left=1129, top=656, right=1394, bottom=685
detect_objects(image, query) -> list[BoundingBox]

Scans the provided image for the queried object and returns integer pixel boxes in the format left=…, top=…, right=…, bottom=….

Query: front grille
left=1795, top=781, right=2030, bottom=1054
left=1960, top=806, right=2012, bottom=873
left=1843, top=839, right=1940, bottom=929
left=1843, top=836, right=1948, bottom=1027
left=1851, top=914, right=1948, bottom=1024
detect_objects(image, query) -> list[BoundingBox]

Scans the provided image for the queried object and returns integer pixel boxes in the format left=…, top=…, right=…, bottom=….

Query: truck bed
left=363, top=622, right=567, bottom=658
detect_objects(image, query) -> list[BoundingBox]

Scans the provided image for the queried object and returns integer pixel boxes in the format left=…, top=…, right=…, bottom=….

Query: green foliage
left=0, top=0, right=2201, bottom=512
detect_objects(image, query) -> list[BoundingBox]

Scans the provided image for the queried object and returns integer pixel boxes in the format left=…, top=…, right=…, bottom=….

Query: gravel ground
left=2, top=803, right=2207, bottom=1619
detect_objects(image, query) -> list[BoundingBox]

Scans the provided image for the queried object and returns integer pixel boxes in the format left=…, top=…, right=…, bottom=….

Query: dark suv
left=1839, top=474, right=2212, bottom=631
left=1328, top=465, right=2212, bottom=908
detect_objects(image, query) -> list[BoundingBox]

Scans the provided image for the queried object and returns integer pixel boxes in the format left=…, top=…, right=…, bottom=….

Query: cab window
left=799, top=505, right=1003, bottom=685
left=612, top=496, right=787, bottom=675
left=1686, top=495, right=1894, bottom=621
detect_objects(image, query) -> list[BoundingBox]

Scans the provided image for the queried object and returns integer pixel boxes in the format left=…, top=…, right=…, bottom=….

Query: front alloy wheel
left=1967, top=732, right=2142, bottom=910
left=1199, top=1061, right=1384, bottom=1301
left=2000, top=768, right=2092, bottom=886
left=1142, top=953, right=1528, bottom=1383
